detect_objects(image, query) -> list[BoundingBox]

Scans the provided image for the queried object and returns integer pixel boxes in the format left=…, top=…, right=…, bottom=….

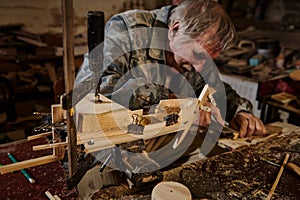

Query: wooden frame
left=0, top=104, right=66, bottom=174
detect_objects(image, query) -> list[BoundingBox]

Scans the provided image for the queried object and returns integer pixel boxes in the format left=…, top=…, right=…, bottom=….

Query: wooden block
left=51, top=104, right=65, bottom=124
left=151, top=181, right=192, bottom=200
left=271, top=92, right=296, bottom=105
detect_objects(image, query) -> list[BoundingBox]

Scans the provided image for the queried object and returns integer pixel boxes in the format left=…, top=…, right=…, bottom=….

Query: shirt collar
left=148, top=5, right=175, bottom=61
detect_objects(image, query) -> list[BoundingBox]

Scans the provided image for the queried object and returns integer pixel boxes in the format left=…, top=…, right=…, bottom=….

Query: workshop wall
left=264, top=0, right=300, bottom=28
left=228, top=0, right=300, bottom=29
left=0, top=0, right=299, bottom=35
left=0, top=0, right=167, bottom=35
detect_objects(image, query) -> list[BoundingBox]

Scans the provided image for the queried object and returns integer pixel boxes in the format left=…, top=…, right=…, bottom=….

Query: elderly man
left=98, top=0, right=266, bottom=138
left=75, top=0, right=266, bottom=169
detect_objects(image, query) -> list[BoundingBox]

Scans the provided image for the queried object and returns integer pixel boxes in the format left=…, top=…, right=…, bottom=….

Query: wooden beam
left=61, top=0, right=77, bottom=176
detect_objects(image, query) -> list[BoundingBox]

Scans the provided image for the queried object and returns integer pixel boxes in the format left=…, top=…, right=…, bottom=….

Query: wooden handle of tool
left=266, top=154, right=290, bottom=200
left=286, top=163, right=300, bottom=177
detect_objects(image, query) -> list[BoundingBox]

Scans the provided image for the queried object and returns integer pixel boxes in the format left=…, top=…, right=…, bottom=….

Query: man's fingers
left=199, top=110, right=205, bottom=126
left=238, top=119, right=248, bottom=138
left=246, top=119, right=255, bottom=138
left=199, top=103, right=225, bottom=128
left=205, top=111, right=211, bottom=125
left=199, top=109, right=211, bottom=127
left=232, top=112, right=267, bottom=138
left=254, top=119, right=267, bottom=135
left=211, top=106, right=225, bottom=126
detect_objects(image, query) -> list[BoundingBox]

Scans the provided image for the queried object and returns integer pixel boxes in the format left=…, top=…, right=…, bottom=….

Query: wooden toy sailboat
left=75, top=93, right=199, bottom=153
left=0, top=86, right=210, bottom=174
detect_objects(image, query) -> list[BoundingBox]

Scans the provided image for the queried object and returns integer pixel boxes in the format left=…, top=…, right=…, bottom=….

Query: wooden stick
left=0, top=155, right=60, bottom=174
left=27, top=131, right=52, bottom=141
left=266, top=154, right=290, bottom=200
left=45, top=191, right=56, bottom=200
left=62, top=0, right=77, bottom=177
left=32, top=142, right=68, bottom=151
left=54, top=195, right=61, bottom=200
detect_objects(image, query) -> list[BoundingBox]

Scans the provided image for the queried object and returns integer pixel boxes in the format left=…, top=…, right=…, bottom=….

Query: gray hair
left=169, top=0, right=237, bottom=51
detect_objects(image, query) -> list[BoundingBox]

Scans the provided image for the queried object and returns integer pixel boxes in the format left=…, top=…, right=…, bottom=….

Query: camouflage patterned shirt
left=98, top=5, right=253, bottom=121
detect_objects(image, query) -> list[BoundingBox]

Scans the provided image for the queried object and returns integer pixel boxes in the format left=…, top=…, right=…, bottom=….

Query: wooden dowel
left=286, top=163, right=300, bottom=177
left=54, top=195, right=61, bottom=200
left=27, top=131, right=52, bottom=141
left=266, top=154, right=290, bottom=200
left=45, top=191, right=56, bottom=200
left=33, top=142, right=68, bottom=151
left=0, top=155, right=60, bottom=174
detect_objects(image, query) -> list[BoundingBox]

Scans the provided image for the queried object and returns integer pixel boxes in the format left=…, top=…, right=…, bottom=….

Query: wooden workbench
left=91, top=122, right=300, bottom=199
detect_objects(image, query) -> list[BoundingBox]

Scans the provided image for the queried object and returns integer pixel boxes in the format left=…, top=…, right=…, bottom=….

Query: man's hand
left=229, top=112, right=267, bottom=138
left=199, top=102, right=224, bottom=127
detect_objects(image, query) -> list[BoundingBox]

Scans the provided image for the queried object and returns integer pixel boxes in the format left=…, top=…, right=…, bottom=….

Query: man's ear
left=168, top=21, right=180, bottom=40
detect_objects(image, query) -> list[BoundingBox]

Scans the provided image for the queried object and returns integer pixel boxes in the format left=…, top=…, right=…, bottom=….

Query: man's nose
left=193, top=60, right=206, bottom=72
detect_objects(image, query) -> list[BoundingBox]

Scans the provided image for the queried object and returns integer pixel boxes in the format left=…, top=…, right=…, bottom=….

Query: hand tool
left=99, top=153, right=112, bottom=172
left=260, top=157, right=300, bottom=177
left=221, top=125, right=240, bottom=140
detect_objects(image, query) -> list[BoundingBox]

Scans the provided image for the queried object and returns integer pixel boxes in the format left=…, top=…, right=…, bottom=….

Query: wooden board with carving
left=218, top=123, right=284, bottom=150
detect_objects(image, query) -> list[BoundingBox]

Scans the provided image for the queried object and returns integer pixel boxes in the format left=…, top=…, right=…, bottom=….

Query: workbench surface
left=92, top=122, right=300, bottom=200
left=0, top=138, right=78, bottom=200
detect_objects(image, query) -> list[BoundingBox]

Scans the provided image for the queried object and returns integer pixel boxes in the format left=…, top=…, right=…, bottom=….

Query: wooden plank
left=0, top=155, right=60, bottom=174
left=62, top=0, right=77, bottom=176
